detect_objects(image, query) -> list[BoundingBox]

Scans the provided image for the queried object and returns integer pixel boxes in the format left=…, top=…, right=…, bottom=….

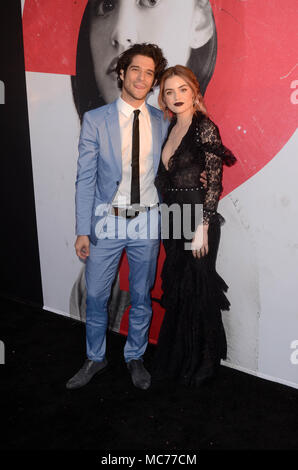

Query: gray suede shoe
left=66, top=358, right=108, bottom=390
left=127, top=359, right=151, bottom=390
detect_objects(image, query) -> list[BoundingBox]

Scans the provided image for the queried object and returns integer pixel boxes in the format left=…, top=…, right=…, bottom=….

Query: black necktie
left=131, top=109, right=140, bottom=205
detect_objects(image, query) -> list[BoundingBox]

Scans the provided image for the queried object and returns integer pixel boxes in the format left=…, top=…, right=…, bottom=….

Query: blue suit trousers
left=85, top=208, right=160, bottom=363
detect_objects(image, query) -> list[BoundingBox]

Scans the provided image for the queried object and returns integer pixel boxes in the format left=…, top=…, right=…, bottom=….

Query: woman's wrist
left=193, top=224, right=208, bottom=238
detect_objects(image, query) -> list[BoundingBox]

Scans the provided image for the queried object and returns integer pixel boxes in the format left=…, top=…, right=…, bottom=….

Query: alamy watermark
left=290, top=340, right=298, bottom=365
left=94, top=201, right=204, bottom=249
left=0, top=80, right=5, bottom=104
left=290, top=80, right=298, bottom=104
left=0, top=340, right=4, bottom=364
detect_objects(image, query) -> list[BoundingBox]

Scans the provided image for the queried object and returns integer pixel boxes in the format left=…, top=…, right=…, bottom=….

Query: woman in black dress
left=154, top=65, right=237, bottom=386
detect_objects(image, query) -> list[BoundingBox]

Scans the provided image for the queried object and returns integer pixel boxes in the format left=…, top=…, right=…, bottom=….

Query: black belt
left=111, top=204, right=158, bottom=219
left=166, top=186, right=203, bottom=191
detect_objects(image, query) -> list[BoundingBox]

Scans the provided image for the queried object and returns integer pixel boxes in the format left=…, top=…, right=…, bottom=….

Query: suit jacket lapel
left=106, top=101, right=122, bottom=177
left=148, top=107, right=161, bottom=175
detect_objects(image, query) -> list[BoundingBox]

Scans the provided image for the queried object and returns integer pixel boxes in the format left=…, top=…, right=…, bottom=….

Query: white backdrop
left=219, top=131, right=298, bottom=388
left=25, top=72, right=81, bottom=315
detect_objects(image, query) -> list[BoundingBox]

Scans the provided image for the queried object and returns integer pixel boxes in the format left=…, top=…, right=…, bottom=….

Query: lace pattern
left=155, top=112, right=237, bottom=225
left=200, top=119, right=223, bottom=224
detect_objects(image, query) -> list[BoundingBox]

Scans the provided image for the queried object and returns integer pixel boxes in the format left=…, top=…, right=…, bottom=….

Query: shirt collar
left=117, top=96, right=147, bottom=118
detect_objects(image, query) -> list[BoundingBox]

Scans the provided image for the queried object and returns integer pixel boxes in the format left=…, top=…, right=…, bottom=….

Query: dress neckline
left=162, top=113, right=197, bottom=171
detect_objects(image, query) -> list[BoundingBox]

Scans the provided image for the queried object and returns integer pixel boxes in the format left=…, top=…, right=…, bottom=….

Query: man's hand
left=200, top=170, right=207, bottom=189
left=75, top=235, right=90, bottom=260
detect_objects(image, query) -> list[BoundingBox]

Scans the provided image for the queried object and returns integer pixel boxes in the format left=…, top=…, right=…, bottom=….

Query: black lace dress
left=153, top=111, right=237, bottom=386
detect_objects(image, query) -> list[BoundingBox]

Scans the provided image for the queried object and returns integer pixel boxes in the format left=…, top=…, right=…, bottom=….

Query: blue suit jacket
left=75, top=100, right=169, bottom=245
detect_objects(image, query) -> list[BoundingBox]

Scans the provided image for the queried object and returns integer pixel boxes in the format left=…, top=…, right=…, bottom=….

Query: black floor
left=1, top=297, right=297, bottom=454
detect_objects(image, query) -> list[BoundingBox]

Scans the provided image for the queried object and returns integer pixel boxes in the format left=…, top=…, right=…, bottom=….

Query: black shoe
left=127, top=359, right=151, bottom=390
left=66, top=358, right=108, bottom=390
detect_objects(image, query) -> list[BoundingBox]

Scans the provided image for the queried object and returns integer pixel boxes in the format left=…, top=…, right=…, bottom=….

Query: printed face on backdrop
left=89, top=0, right=215, bottom=104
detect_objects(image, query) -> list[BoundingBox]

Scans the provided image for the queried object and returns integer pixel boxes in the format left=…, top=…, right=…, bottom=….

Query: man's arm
left=75, top=111, right=99, bottom=257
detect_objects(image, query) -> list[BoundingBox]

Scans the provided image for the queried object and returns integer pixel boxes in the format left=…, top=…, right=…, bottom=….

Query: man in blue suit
left=66, top=44, right=169, bottom=390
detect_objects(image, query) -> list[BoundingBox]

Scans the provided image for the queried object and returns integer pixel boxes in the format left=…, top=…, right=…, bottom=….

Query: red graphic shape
left=23, top=0, right=87, bottom=75
left=206, top=0, right=297, bottom=197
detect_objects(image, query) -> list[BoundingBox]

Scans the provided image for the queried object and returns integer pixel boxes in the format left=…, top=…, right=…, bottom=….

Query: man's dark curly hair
left=115, top=43, right=168, bottom=90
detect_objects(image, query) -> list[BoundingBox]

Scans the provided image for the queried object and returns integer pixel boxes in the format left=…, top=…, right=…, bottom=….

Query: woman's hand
left=191, top=225, right=209, bottom=258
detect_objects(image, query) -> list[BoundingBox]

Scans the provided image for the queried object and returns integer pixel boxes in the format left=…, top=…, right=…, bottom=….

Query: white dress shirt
left=112, top=97, right=159, bottom=208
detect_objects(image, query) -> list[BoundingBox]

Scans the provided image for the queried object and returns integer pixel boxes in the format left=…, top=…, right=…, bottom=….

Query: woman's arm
left=201, top=119, right=223, bottom=225
left=192, top=118, right=223, bottom=258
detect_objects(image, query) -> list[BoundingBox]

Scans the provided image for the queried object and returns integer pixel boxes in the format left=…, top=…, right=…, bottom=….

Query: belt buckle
left=126, top=208, right=139, bottom=218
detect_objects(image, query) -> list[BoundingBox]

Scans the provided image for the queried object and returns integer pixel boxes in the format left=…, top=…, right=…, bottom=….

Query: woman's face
left=163, top=75, right=195, bottom=117
left=89, top=0, right=213, bottom=103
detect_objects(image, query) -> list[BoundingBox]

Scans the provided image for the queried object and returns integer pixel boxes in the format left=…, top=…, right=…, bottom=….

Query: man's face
left=89, top=0, right=200, bottom=103
left=120, top=55, right=156, bottom=105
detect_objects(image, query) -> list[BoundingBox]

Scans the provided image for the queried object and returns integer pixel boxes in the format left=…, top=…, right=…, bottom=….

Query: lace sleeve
left=200, top=118, right=224, bottom=225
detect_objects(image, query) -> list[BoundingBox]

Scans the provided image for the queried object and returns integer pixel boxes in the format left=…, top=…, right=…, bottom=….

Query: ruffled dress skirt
left=153, top=190, right=230, bottom=386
